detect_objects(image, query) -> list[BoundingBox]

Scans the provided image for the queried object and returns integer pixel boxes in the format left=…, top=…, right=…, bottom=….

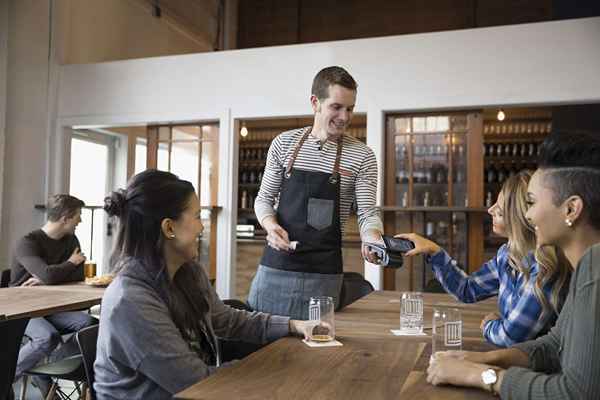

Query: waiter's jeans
left=248, top=265, right=343, bottom=320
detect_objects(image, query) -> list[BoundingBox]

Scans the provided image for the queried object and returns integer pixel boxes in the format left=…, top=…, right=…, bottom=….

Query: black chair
left=423, top=278, right=446, bottom=293
left=0, top=317, right=29, bottom=400
left=76, top=324, right=99, bottom=400
left=24, top=354, right=86, bottom=400
left=219, top=299, right=264, bottom=363
left=338, top=272, right=374, bottom=309
left=0, top=269, right=11, bottom=288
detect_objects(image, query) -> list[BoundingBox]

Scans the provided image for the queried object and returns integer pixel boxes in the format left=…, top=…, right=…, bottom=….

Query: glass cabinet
left=384, top=111, right=485, bottom=292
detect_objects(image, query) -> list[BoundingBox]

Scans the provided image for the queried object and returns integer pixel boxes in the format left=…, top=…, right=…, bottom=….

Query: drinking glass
left=432, top=307, right=462, bottom=355
left=307, top=296, right=335, bottom=342
left=84, top=261, right=97, bottom=278
left=400, top=292, right=423, bottom=334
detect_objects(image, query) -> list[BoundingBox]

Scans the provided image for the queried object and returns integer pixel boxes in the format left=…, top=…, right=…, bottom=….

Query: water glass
left=432, top=307, right=462, bottom=355
left=307, top=296, right=335, bottom=342
left=400, top=292, right=424, bottom=334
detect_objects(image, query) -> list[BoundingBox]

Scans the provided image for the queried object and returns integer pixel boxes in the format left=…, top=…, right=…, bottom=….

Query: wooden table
left=176, top=291, right=498, bottom=400
left=0, top=282, right=105, bottom=320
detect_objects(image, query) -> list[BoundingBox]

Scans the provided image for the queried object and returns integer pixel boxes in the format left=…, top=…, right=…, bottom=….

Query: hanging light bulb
left=240, top=124, right=248, bottom=138
left=497, top=109, right=506, bottom=121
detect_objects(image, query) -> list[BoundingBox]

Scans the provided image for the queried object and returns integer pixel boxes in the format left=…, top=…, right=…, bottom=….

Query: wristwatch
left=481, top=368, right=498, bottom=395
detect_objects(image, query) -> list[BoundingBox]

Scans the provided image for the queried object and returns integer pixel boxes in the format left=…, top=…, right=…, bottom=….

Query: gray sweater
left=500, top=243, right=600, bottom=399
left=94, top=258, right=290, bottom=400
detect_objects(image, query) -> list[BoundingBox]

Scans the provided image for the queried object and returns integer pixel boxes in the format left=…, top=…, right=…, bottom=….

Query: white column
left=364, top=105, right=385, bottom=290
left=215, top=108, right=237, bottom=299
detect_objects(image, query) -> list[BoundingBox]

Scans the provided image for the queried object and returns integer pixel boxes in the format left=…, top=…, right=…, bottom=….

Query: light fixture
left=240, top=123, right=248, bottom=138
left=497, top=109, right=506, bottom=121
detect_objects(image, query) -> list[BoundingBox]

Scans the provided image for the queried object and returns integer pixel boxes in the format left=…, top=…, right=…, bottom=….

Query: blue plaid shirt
left=429, top=244, right=563, bottom=347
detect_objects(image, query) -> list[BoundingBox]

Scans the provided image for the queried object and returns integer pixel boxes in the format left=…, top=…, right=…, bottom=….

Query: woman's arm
left=397, top=233, right=501, bottom=303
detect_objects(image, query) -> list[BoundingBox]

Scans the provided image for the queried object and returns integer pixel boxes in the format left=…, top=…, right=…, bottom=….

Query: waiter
left=248, top=66, right=384, bottom=319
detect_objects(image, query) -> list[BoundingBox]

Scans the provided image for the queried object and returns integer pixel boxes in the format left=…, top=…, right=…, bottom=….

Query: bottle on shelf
left=240, top=190, right=248, bottom=209
left=401, top=192, right=408, bottom=207
left=423, top=191, right=430, bottom=207
left=497, top=163, right=507, bottom=184
left=486, top=164, right=497, bottom=184
left=485, top=191, right=493, bottom=208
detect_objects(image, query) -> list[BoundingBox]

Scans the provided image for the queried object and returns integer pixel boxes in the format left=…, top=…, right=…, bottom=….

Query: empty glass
left=307, top=296, right=335, bottom=342
left=432, top=307, right=462, bottom=354
left=400, top=292, right=424, bottom=334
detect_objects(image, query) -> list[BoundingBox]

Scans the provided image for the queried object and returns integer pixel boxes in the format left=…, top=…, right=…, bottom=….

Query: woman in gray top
left=425, top=131, right=600, bottom=399
left=94, top=170, right=307, bottom=400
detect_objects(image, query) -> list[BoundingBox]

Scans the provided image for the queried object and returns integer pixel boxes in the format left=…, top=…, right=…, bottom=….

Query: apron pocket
left=307, top=197, right=334, bottom=230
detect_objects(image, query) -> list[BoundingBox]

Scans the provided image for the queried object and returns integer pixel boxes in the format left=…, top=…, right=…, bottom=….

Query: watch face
left=482, top=369, right=497, bottom=385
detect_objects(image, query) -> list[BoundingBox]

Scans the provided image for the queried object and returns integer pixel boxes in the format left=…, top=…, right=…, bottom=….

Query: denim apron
left=248, top=127, right=344, bottom=320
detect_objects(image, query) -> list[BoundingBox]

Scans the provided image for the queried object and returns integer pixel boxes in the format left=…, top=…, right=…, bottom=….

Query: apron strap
left=285, top=127, right=344, bottom=184
left=329, top=136, right=343, bottom=184
left=285, top=127, right=312, bottom=178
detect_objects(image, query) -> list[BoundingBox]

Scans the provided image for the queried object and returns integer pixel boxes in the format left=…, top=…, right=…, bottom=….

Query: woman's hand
left=289, top=320, right=310, bottom=338
left=394, top=233, right=441, bottom=256
left=433, top=350, right=493, bottom=365
left=427, top=353, right=490, bottom=390
left=480, top=312, right=501, bottom=332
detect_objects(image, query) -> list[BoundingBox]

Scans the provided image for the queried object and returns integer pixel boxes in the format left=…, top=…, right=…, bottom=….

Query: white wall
left=53, top=17, right=600, bottom=295
left=0, top=0, right=216, bottom=269
left=0, top=0, right=9, bottom=266
left=0, top=0, right=53, bottom=268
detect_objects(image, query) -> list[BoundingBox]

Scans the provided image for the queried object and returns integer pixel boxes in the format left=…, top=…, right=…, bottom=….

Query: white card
left=302, top=339, right=344, bottom=347
left=390, top=329, right=427, bottom=336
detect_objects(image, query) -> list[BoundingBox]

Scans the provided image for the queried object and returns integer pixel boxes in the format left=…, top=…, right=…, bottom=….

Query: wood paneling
left=238, top=0, right=553, bottom=49
left=238, top=0, right=300, bottom=48
left=476, top=0, right=552, bottom=27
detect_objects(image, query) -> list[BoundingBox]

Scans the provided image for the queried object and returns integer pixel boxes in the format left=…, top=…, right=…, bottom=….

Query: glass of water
left=307, top=296, right=335, bottom=342
left=432, top=307, right=462, bottom=355
left=400, top=292, right=424, bottom=334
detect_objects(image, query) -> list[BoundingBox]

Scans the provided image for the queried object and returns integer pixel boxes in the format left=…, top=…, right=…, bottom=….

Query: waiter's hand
left=361, top=230, right=384, bottom=264
left=263, top=216, right=291, bottom=251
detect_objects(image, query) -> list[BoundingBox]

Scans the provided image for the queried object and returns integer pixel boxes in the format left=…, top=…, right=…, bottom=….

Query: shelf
left=485, top=156, right=537, bottom=163
left=240, top=160, right=266, bottom=164
left=396, top=182, right=466, bottom=186
left=379, top=206, right=489, bottom=213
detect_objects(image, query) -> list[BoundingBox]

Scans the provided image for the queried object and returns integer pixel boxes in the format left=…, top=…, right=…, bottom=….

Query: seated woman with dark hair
left=425, top=131, right=600, bottom=399
left=94, top=170, right=308, bottom=400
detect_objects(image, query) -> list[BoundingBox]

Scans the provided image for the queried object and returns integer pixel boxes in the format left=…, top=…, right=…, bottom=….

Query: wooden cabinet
left=383, top=108, right=553, bottom=292
left=383, top=111, right=485, bottom=291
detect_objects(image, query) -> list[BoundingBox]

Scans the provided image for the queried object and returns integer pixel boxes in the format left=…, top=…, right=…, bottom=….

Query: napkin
left=302, top=339, right=343, bottom=347
left=390, top=329, right=427, bottom=336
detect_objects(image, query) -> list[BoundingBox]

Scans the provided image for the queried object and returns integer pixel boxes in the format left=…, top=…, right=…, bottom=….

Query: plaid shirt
left=428, top=244, right=562, bottom=347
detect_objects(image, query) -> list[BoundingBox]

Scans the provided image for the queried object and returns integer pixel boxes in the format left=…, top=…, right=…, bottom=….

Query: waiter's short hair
left=47, top=194, right=85, bottom=222
left=311, top=66, right=357, bottom=100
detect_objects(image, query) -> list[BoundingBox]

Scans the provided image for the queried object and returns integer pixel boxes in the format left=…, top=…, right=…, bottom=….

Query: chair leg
left=45, top=381, right=57, bottom=400
left=80, top=382, right=87, bottom=400
left=19, top=375, right=28, bottom=399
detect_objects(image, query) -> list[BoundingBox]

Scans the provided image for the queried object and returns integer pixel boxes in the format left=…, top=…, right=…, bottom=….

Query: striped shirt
left=428, top=244, right=566, bottom=347
left=254, top=127, right=383, bottom=236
